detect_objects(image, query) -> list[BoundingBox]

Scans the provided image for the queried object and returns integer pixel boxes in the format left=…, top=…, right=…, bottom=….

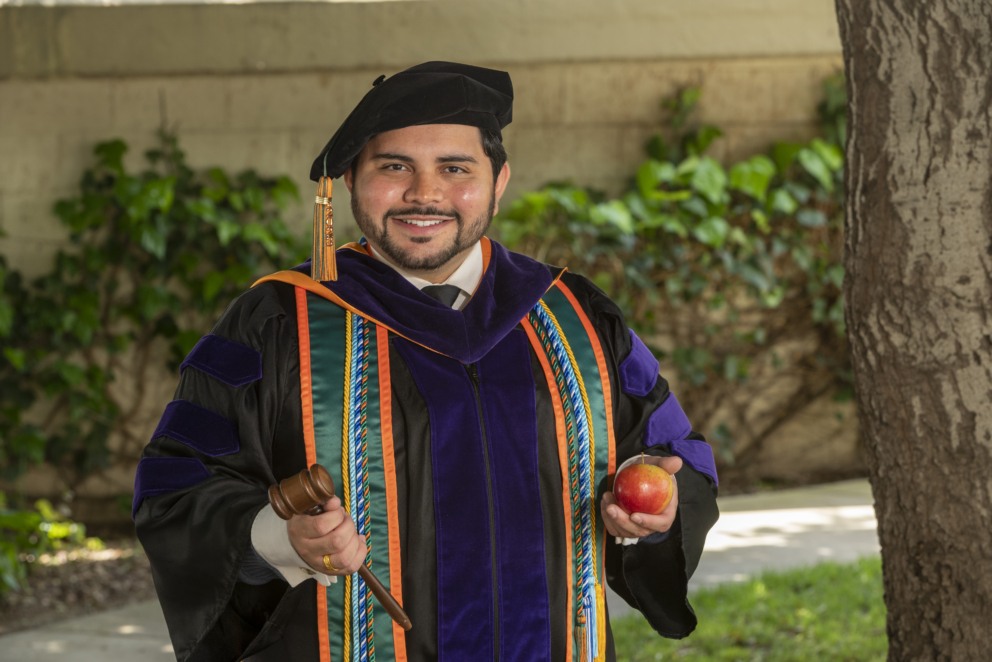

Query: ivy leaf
left=798, top=148, right=835, bottom=192
left=636, top=160, right=676, bottom=199
left=737, top=262, right=773, bottom=292
left=3, top=348, right=26, bottom=371
left=143, top=177, right=176, bottom=215
left=653, top=189, right=693, bottom=203
left=750, top=209, right=770, bottom=233
left=685, top=125, right=723, bottom=156
left=243, top=223, right=280, bottom=254
left=771, top=141, right=803, bottom=173
left=202, top=272, right=227, bottom=304
left=644, top=135, right=671, bottom=162
left=94, top=140, right=127, bottom=174
left=186, top=197, right=218, bottom=223
left=811, top=138, right=844, bottom=171
left=692, top=216, right=730, bottom=248
left=217, top=219, right=241, bottom=246
left=826, top=264, right=845, bottom=288
left=57, top=362, right=86, bottom=387
left=204, top=168, right=230, bottom=201
left=797, top=208, right=827, bottom=227
left=761, top=286, right=786, bottom=307
left=680, top=196, right=710, bottom=219
left=729, top=155, right=776, bottom=202
left=791, top=245, right=814, bottom=271
left=770, top=188, right=799, bottom=215
left=590, top=201, right=635, bottom=234
left=140, top=219, right=168, bottom=259
left=134, top=284, right=168, bottom=321
left=271, top=177, right=300, bottom=207
left=689, top=157, right=729, bottom=206
left=723, top=354, right=750, bottom=381
left=549, top=186, right=590, bottom=216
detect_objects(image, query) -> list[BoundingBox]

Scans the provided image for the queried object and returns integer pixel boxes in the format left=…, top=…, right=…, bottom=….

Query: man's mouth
left=395, top=217, right=448, bottom=228
left=389, top=207, right=458, bottom=229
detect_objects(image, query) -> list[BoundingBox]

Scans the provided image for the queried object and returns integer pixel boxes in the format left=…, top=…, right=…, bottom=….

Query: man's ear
left=493, top=162, right=511, bottom=215
left=343, top=164, right=355, bottom=193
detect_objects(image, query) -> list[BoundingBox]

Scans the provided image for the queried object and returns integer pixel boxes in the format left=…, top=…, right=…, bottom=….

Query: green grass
left=612, top=556, right=886, bottom=661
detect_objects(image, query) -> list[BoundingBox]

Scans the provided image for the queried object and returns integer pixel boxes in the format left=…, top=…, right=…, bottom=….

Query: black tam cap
left=310, top=61, right=513, bottom=181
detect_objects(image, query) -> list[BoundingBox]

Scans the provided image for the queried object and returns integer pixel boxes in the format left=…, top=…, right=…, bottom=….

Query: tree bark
left=835, top=1, right=992, bottom=659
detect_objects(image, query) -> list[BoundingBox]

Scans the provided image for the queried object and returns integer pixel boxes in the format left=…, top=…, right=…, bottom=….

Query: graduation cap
left=308, top=61, right=514, bottom=281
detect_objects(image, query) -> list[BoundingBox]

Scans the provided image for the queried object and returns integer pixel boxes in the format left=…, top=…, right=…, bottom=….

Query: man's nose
left=403, top=171, right=443, bottom=204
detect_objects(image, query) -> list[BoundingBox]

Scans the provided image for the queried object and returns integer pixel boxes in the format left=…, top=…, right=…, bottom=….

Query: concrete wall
left=1, top=0, right=843, bottom=275
left=0, top=0, right=850, bottom=511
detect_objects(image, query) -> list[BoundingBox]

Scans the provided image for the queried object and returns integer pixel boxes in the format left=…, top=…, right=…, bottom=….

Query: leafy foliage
left=497, top=76, right=849, bottom=480
left=0, top=131, right=307, bottom=491
left=0, top=493, right=99, bottom=599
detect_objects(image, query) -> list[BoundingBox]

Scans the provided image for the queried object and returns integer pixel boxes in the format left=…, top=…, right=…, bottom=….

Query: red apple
left=613, top=457, right=674, bottom=515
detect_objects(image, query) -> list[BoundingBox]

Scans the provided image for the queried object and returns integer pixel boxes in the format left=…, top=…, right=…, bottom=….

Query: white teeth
left=399, top=218, right=445, bottom=227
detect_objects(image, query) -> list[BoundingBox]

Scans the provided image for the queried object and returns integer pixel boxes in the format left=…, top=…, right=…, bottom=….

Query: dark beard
left=351, top=197, right=496, bottom=273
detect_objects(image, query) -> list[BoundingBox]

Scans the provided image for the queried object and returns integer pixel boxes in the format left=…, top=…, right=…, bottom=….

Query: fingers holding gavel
left=269, top=464, right=364, bottom=573
left=269, top=464, right=413, bottom=631
left=286, top=495, right=367, bottom=576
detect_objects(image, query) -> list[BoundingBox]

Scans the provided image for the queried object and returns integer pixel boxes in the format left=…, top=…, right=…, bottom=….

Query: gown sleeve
left=132, top=282, right=308, bottom=661
left=561, top=273, right=720, bottom=639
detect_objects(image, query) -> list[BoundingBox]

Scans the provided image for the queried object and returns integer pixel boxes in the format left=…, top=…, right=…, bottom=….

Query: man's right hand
left=286, top=496, right=367, bottom=575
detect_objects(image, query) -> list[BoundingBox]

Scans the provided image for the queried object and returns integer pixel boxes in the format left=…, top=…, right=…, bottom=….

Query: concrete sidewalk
left=0, top=479, right=880, bottom=661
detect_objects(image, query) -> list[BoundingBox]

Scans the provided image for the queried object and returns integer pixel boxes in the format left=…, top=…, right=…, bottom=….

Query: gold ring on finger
left=322, top=553, right=339, bottom=573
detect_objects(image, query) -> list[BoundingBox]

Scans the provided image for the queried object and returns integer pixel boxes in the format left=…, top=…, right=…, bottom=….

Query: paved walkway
left=0, top=479, right=880, bottom=661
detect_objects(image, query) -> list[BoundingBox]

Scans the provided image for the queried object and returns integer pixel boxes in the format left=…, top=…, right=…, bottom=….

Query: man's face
left=344, top=124, right=511, bottom=282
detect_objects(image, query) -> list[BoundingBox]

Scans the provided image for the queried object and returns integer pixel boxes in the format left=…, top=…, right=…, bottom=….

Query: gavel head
left=268, top=464, right=336, bottom=520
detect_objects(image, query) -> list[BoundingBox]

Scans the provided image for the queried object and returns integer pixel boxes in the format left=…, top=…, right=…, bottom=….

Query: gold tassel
left=576, top=608, right=588, bottom=662
left=311, top=176, right=337, bottom=281
left=595, top=582, right=606, bottom=661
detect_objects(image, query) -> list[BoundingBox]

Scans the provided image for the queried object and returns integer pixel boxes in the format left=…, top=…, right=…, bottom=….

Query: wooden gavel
left=269, top=464, right=413, bottom=631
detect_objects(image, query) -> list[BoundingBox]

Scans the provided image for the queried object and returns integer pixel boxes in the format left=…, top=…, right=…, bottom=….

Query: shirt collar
left=367, top=242, right=483, bottom=310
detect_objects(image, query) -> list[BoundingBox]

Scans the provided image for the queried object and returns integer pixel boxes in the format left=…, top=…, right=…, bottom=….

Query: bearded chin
left=352, top=193, right=496, bottom=273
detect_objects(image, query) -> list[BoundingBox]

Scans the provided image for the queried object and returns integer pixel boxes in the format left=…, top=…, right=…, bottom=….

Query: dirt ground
left=0, top=537, right=157, bottom=636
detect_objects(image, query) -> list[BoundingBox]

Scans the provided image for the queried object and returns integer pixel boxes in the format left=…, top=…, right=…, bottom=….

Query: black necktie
left=421, top=284, right=461, bottom=308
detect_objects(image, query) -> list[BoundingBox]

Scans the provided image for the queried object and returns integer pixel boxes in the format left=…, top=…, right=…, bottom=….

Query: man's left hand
left=601, top=455, right=682, bottom=539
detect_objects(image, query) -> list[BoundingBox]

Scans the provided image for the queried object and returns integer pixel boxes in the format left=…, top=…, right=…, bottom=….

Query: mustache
left=386, top=206, right=461, bottom=220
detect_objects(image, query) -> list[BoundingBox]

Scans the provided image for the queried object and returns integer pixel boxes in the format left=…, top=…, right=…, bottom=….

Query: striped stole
left=291, top=277, right=615, bottom=662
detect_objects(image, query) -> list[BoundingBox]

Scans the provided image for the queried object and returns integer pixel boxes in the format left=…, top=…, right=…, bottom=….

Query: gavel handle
left=269, top=465, right=412, bottom=631
left=357, top=565, right=412, bottom=631
left=308, top=505, right=412, bottom=632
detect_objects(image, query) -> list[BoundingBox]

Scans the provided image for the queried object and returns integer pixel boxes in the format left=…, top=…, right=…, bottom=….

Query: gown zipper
left=466, top=362, right=500, bottom=661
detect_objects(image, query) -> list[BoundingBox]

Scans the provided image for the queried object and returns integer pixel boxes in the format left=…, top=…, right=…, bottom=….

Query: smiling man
left=347, top=123, right=510, bottom=282
left=134, top=61, right=719, bottom=662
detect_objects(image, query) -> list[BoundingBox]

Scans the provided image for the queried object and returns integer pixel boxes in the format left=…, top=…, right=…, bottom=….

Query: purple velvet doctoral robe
left=133, top=239, right=719, bottom=662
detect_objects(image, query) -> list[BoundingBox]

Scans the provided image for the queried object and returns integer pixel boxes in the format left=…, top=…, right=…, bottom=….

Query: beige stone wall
left=0, top=0, right=843, bottom=274
left=0, top=0, right=852, bottom=509
left=0, top=55, right=843, bottom=275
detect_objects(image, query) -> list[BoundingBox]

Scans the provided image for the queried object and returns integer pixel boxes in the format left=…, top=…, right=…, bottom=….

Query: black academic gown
left=133, top=239, right=719, bottom=662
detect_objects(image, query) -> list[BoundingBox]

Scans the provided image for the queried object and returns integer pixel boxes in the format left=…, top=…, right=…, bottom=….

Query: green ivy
left=0, top=131, right=307, bottom=490
left=496, top=75, right=849, bottom=472
left=0, top=492, right=97, bottom=598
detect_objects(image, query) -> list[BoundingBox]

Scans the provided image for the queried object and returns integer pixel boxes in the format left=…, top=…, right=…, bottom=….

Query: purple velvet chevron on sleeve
left=645, top=393, right=719, bottom=485
left=132, top=456, right=211, bottom=517
left=152, top=400, right=239, bottom=456
left=180, top=334, right=262, bottom=387
left=619, top=330, right=660, bottom=397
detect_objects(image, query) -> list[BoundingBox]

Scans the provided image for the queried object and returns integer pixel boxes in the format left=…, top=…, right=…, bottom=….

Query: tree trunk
left=835, top=1, right=992, bottom=660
